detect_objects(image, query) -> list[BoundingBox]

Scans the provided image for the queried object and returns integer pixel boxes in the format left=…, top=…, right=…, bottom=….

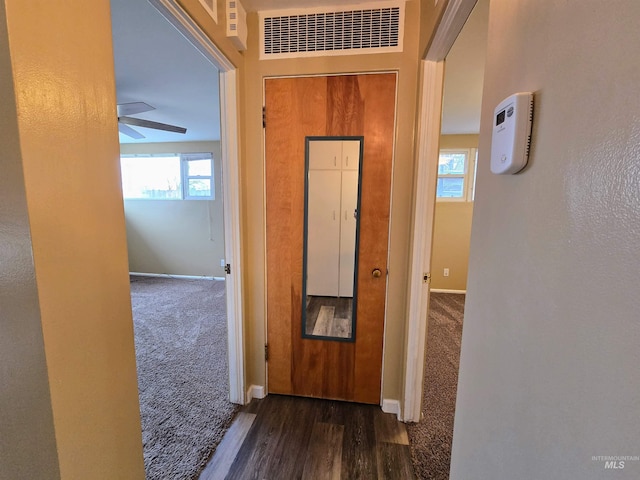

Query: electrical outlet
left=443, top=268, right=449, bottom=277
left=220, top=259, right=226, bottom=267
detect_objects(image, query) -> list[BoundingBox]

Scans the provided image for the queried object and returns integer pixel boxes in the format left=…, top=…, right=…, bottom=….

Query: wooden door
left=265, top=73, right=396, bottom=404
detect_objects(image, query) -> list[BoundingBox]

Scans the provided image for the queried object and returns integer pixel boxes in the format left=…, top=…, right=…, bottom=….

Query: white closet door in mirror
left=308, top=140, right=342, bottom=170
left=339, top=170, right=358, bottom=297
left=306, top=170, right=341, bottom=297
left=342, top=140, right=360, bottom=170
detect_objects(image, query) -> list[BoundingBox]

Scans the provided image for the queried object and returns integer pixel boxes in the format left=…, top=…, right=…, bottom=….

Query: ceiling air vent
left=259, top=1, right=404, bottom=60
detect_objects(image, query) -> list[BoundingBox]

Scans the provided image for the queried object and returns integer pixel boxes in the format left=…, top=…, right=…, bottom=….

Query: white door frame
left=403, top=0, right=478, bottom=422
left=149, top=0, right=245, bottom=404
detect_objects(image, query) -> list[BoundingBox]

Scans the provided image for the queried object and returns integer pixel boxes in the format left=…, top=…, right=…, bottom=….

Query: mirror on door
left=302, top=137, right=363, bottom=341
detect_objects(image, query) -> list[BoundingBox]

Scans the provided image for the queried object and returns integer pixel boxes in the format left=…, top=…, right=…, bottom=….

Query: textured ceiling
left=110, top=0, right=220, bottom=144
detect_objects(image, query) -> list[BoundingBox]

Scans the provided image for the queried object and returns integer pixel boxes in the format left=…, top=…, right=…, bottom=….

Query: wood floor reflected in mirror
left=305, top=296, right=353, bottom=338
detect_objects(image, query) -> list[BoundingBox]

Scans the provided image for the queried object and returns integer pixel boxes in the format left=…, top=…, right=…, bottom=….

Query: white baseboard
left=129, top=272, right=219, bottom=281
left=246, top=385, right=266, bottom=403
left=431, top=288, right=466, bottom=294
left=382, top=399, right=402, bottom=420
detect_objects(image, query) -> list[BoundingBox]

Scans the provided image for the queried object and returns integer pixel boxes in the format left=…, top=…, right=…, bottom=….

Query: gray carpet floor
left=130, top=276, right=239, bottom=480
left=406, top=292, right=465, bottom=480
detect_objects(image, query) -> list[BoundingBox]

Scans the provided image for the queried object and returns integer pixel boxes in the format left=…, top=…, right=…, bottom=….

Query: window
left=436, top=149, right=477, bottom=201
left=120, top=153, right=214, bottom=200
left=181, top=154, right=214, bottom=200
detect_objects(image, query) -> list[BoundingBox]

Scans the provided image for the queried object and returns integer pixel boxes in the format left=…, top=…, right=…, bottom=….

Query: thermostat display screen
left=496, top=110, right=506, bottom=126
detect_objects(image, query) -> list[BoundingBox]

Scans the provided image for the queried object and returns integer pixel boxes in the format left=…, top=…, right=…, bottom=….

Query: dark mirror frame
left=301, top=135, right=364, bottom=342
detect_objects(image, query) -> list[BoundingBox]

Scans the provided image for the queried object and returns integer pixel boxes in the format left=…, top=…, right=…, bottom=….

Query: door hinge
left=423, top=272, right=431, bottom=283
left=225, top=263, right=231, bottom=275
left=262, top=106, right=266, bottom=128
left=264, top=344, right=269, bottom=361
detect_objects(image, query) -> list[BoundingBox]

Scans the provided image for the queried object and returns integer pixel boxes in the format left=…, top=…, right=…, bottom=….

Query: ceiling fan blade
left=117, top=102, right=155, bottom=116
left=118, top=123, right=145, bottom=139
left=119, top=116, right=187, bottom=134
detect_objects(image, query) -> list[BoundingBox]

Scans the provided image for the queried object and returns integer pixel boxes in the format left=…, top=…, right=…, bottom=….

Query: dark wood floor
left=200, top=394, right=415, bottom=480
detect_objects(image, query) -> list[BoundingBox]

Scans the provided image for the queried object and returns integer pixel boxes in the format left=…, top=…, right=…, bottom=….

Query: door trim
left=403, top=60, right=444, bottom=422
left=149, top=0, right=245, bottom=404
left=403, top=0, right=478, bottom=422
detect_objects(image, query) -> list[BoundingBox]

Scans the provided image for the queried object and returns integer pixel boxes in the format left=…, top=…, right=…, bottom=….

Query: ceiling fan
left=117, top=102, right=187, bottom=139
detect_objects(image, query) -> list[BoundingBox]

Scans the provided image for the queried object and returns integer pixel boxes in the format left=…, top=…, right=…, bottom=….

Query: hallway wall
left=0, top=3, right=59, bottom=477
left=452, top=1, right=640, bottom=478
left=3, top=0, right=145, bottom=477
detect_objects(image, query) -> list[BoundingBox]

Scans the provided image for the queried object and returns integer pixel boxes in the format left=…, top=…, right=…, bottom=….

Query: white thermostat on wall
left=490, top=92, right=534, bottom=174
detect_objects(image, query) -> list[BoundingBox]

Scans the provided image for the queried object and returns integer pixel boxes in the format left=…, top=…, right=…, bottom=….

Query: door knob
left=372, top=268, right=382, bottom=278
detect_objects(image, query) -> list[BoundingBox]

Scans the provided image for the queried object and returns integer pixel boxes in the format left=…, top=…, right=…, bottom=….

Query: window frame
left=436, top=148, right=477, bottom=202
left=181, top=153, right=215, bottom=200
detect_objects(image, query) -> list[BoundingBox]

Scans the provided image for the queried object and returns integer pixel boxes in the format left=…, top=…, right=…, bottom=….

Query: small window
left=436, top=149, right=477, bottom=202
left=120, top=153, right=214, bottom=200
left=182, top=154, right=214, bottom=200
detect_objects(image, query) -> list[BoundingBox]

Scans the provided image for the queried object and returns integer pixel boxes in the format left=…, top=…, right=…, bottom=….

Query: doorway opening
left=110, top=0, right=244, bottom=477
left=405, top=1, right=488, bottom=477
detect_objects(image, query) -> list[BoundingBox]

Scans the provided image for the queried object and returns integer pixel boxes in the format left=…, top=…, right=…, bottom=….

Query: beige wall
left=451, top=1, right=640, bottom=479
left=240, top=1, right=425, bottom=400
left=431, top=202, right=473, bottom=290
left=0, top=3, right=60, bottom=478
left=120, top=142, right=225, bottom=277
left=4, top=0, right=146, bottom=478
left=431, top=134, right=477, bottom=291
left=440, top=133, right=479, bottom=150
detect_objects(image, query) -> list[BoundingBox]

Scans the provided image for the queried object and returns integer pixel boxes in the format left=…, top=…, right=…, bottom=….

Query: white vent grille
left=260, top=2, right=404, bottom=60
left=227, top=0, right=247, bottom=51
